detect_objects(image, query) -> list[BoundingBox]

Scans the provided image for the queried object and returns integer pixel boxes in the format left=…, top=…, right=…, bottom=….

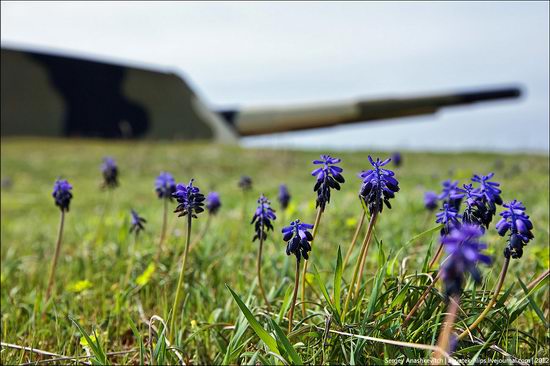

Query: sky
left=1, top=1, right=549, bottom=153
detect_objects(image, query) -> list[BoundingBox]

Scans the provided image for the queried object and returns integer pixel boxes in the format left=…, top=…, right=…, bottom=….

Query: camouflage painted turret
left=1, top=46, right=521, bottom=140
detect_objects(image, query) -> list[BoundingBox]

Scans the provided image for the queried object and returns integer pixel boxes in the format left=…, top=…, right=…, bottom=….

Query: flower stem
left=300, top=207, right=323, bottom=317
left=169, top=214, right=192, bottom=342
left=527, top=268, right=549, bottom=290
left=45, top=210, right=65, bottom=302
left=402, top=271, right=441, bottom=328
left=343, top=210, right=366, bottom=270
left=457, top=256, right=510, bottom=340
left=155, top=198, right=168, bottom=262
left=288, top=258, right=301, bottom=333
left=353, top=212, right=379, bottom=299
left=257, top=233, right=271, bottom=310
left=428, top=243, right=444, bottom=270
left=124, top=232, right=138, bottom=287
left=432, top=295, right=460, bottom=364
left=342, top=211, right=377, bottom=321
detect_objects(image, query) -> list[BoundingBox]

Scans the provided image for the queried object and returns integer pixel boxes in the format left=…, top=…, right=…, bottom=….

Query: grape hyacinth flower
left=45, top=179, right=73, bottom=302
left=52, top=179, right=73, bottom=212
left=391, top=152, right=402, bottom=167
left=238, top=175, right=253, bottom=191
left=155, top=172, right=176, bottom=261
left=344, top=156, right=400, bottom=319
left=101, top=157, right=119, bottom=189
left=472, top=173, right=503, bottom=224
left=155, top=172, right=176, bottom=199
left=311, top=154, right=345, bottom=212
left=496, top=200, right=534, bottom=259
left=170, top=179, right=205, bottom=339
left=282, top=219, right=313, bottom=332
left=458, top=200, right=533, bottom=340
left=358, top=156, right=399, bottom=215
left=278, top=184, right=291, bottom=210
left=438, top=180, right=463, bottom=210
left=433, top=224, right=491, bottom=360
left=173, top=179, right=206, bottom=219
left=440, top=224, right=492, bottom=297
left=457, top=184, right=491, bottom=229
left=206, top=191, right=222, bottom=215
left=301, top=154, right=344, bottom=316
left=129, top=209, right=147, bottom=235
left=424, top=191, right=439, bottom=211
left=251, top=195, right=276, bottom=309
left=436, top=203, right=462, bottom=235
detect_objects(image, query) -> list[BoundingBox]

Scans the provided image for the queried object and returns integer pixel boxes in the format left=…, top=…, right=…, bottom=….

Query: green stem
left=457, top=256, right=510, bottom=340
left=342, top=211, right=378, bottom=321
left=402, top=271, right=441, bottom=327
left=45, top=210, right=65, bottom=302
left=428, top=243, right=444, bottom=270
left=155, top=198, right=168, bottom=262
left=343, top=210, right=366, bottom=271
left=257, top=233, right=271, bottom=310
left=124, top=231, right=138, bottom=287
left=169, top=214, right=192, bottom=342
left=353, top=212, right=378, bottom=299
left=288, top=258, right=301, bottom=333
left=300, top=207, right=323, bottom=317
left=432, top=295, right=460, bottom=364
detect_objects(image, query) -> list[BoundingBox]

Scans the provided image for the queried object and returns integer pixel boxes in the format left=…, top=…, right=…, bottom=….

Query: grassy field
left=1, top=138, right=549, bottom=365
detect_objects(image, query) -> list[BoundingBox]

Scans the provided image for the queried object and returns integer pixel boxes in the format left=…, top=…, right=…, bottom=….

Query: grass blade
left=333, top=246, right=343, bottom=316
left=269, top=319, right=303, bottom=365
left=226, top=284, right=280, bottom=356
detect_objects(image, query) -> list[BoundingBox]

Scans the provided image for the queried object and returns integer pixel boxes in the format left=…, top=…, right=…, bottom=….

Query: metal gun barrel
left=233, top=87, right=521, bottom=136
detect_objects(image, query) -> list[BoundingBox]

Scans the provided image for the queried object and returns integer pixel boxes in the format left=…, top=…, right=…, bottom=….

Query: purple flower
left=436, top=203, right=462, bottom=234
left=282, top=219, right=314, bottom=261
left=424, top=191, right=439, bottom=211
left=457, top=184, right=490, bottom=228
left=311, top=154, right=345, bottom=211
left=130, top=209, right=147, bottom=234
left=472, top=173, right=503, bottom=206
left=441, top=224, right=492, bottom=297
left=359, top=156, right=399, bottom=215
left=173, top=179, right=205, bottom=219
left=496, top=200, right=534, bottom=259
left=472, top=173, right=503, bottom=223
left=238, top=176, right=253, bottom=191
left=251, top=194, right=276, bottom=241
left=52, top=179, right=73, bottom=212
left=101, top=157, right=119, bottom=189
left=155, top=172, right=176, bottom=200
left=391, top=152, right=402, bottom=167
left=278, top=184, right=291, bottom=210
left=206, top=192, right=222, bottom=215
left=438, top=180, right=463, bottom=210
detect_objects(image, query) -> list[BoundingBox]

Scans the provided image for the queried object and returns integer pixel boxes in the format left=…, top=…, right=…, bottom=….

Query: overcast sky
left=1, top=1, right=548, bottom=152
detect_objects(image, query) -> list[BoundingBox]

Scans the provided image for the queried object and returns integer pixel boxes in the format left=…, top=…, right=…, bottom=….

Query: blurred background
left=1, top=1, right=548, bottom=153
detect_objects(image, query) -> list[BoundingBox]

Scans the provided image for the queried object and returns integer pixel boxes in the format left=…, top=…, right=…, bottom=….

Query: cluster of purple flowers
left=278, top=184, right=291, bottom=210
left=101, top=157, right=119, bottom=189
left=206, top=192, right=222, bottom=215
left=173, top=179, right=205, bottom=219
left=129, top=209, right=147, bottom=234
left=52, top=179, right=73, bottom=212
left=440, top=224, right=492, bottom=297
left=311, top=155, right=345, bottom=211
left=251, top=195, right=276, bottom=241
left=155, top=172, right=176, bottom=200
left=496, top=200, right=534, bottom=259
left=282, top=220, right=314, bottom=261
left=359, top=156, right=400, bottom=215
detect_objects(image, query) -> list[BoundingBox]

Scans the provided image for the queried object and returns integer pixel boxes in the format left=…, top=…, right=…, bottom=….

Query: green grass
left=1, top=138, right=549, bottom=365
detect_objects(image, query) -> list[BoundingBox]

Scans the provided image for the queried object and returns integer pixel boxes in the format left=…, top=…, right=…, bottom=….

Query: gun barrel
left=233, top=87, right=521, bottom=136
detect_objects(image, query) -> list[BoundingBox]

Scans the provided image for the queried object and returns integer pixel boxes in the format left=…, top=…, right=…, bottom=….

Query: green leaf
left=153, top=326, right=167, bottom=366
left=269, top=319, right=303, bottom=365
left=126, top=315, right=145, bottom=366
left=278, top=286, right=293, bottom=325
left=312, top=265, right=339, bottom=323
left=226, top=284, right=280, bottom=356
left=69, top=316, right=107, bottom=365
left=364, top=262, right=387, bottom=321
left=333, top=246, right=343, bottom=316
left=517, top=276, right=549, bottom=327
